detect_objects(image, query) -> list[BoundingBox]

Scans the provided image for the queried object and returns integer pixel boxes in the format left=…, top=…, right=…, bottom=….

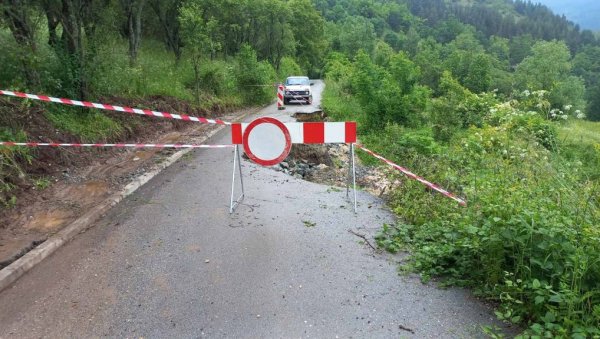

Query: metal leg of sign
left=237, top=144, right=245, bottom=199
left=229, top=145, right=245, bottom=214
left=351, top=143, right=357, bottom=213
left=346, top=145, right=351, bottom=198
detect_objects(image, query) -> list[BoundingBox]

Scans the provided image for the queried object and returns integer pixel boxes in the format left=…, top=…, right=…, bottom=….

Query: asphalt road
left=0, top=81, right=513, bottom=338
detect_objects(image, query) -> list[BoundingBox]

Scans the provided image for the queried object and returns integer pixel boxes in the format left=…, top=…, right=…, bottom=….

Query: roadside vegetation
left=2, top=0, right=600, bottom=336
left=0, top=0, right=322, bottom=206
left=319, top=0, right=600, bottom=337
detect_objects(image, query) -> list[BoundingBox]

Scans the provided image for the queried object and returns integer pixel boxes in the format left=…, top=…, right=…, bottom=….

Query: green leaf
left=534, top=295, right=545, bottom=305
left=530, top=322, right=544, bottom=334
left=532, top=279, right=541, bottom=289
left=548, top=294, right=562, bottom=303
left=542, top=311, right=556, bottom=324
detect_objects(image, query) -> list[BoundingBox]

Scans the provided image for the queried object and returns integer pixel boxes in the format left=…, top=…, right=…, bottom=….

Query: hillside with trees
left=1, top=0, right=600, bottom=336
left=535, top=0, right=600, bottom=31
left=317, top=0, right=600, bottom=336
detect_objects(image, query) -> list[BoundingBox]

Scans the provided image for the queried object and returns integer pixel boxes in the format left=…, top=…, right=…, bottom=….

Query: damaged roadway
left=0, top=81, right=515, bottom=337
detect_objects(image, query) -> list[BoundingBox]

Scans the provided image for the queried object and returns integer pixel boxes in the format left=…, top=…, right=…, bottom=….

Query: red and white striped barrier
left=355, top=144, right=466, bottom=206
left=0, top=142, right=233, bottom=149
left=0, top=90, right=230, bottom=125
left=277, top=84, right=285, bottom=110
left=231, top=121, right=357, bottom=145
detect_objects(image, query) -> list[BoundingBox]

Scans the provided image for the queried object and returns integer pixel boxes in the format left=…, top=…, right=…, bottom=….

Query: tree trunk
left=47, top=11, right=60, bottom=47
left=149, top=0, right=181, bottom=62
left=59, top=0, right=88, bottom=98
left=132, top=1, right=144, bottom=63
left=193, top=55, right=201, bottom=106
left=122, top=0, right=146, bottom=66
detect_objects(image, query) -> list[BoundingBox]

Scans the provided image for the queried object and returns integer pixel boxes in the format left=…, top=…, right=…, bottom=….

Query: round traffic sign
left=243, top=117, right=291, bottom=166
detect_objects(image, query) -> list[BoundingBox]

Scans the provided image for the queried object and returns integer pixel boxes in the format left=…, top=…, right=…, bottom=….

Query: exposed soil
left=292, top=110, right=326, bottom=122
left=277, top=144, right=400, bottom=197
left=274, top=113, right=401, bottom=199
left=0, top=95, right=255, bottom=268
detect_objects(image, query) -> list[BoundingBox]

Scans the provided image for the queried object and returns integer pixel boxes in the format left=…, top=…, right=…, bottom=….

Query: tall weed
left=0, top=128, right=31, bottom=207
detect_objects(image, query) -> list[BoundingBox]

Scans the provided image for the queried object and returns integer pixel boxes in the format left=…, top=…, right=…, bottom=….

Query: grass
left=33, top=177, right=52, bottom=190
left=93, top=39, right=245, bottom=111
left=93, top=40, right=195, bottom=102
left=558, top=119, right=600, bottom=146
left=46, top=107, right=123, bottom=142
left=557, top=120, right=600, bottom=179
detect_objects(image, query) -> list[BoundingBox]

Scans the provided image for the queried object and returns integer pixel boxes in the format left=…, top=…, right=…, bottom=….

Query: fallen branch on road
left=348, top=229, right=379, bottom=253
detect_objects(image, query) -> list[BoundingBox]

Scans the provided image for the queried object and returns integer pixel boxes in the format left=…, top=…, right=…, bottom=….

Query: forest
left=1, top=0, right=600, bottom=336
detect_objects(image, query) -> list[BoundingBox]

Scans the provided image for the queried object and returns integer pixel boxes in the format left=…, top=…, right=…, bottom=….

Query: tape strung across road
left=0, top=142, right=233, bottom=149
left=0, top=89, right=230, bottom=125
left=355, top=144, right=467, bottom=206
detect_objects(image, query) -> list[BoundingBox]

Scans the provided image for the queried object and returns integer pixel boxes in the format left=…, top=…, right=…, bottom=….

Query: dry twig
left=348, top=229, right=379, bottom=252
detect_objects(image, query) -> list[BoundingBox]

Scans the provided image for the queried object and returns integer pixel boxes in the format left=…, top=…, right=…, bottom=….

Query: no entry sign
left=242, top=117, right=292, bottom=166
left=232, top=118, right=357, bottom=166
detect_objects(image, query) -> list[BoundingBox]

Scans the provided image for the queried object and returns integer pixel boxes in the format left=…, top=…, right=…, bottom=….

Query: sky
left=534, top=0, right=600, bottom=31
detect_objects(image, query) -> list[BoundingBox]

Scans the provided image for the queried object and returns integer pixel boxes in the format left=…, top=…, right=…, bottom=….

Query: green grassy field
left=559, top=120, right=600, bottom=145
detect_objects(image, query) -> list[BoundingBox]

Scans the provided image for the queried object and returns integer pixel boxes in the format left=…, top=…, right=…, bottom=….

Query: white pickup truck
left=283, top=76, right=313, bottom=105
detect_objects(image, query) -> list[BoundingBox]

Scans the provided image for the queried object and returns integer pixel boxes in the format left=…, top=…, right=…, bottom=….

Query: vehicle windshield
left=286, top=77, right=309, bottom=86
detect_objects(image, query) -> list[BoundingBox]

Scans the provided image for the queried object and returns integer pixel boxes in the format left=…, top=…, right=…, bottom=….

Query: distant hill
left=405, top=0, right=598, bottom=52
left=534, top=0, right=600, bottom=31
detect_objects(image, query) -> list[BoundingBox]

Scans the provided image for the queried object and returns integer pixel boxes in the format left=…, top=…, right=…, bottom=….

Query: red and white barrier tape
left=0, top=142, right=233, bottom=149
left=246, top=83, right=279, bottom=87
left=355, top=144, right=467, bottom=206
left=0, top=90, right=230, bottom=125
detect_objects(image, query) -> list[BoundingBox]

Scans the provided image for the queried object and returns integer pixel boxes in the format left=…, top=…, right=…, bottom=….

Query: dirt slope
left=0, top=95, right=255, bottom=267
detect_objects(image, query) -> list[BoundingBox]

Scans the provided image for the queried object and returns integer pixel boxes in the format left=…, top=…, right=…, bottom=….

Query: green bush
left=431, top=72, right=499, bottom=141
left=235, top=45, right=277, bottom=105
left=198, top=60, right=237, bottom=96
left=277, top=57, right=304, bottom=82
left=512, top=114, right=558, bottom=150
left=0, top=31, right=27, bottom=90
left=486, top=94, right=558, bottom=151
left=349, top=50, right=428, bottom=129
left=321, top=80, right=367, bottom=132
